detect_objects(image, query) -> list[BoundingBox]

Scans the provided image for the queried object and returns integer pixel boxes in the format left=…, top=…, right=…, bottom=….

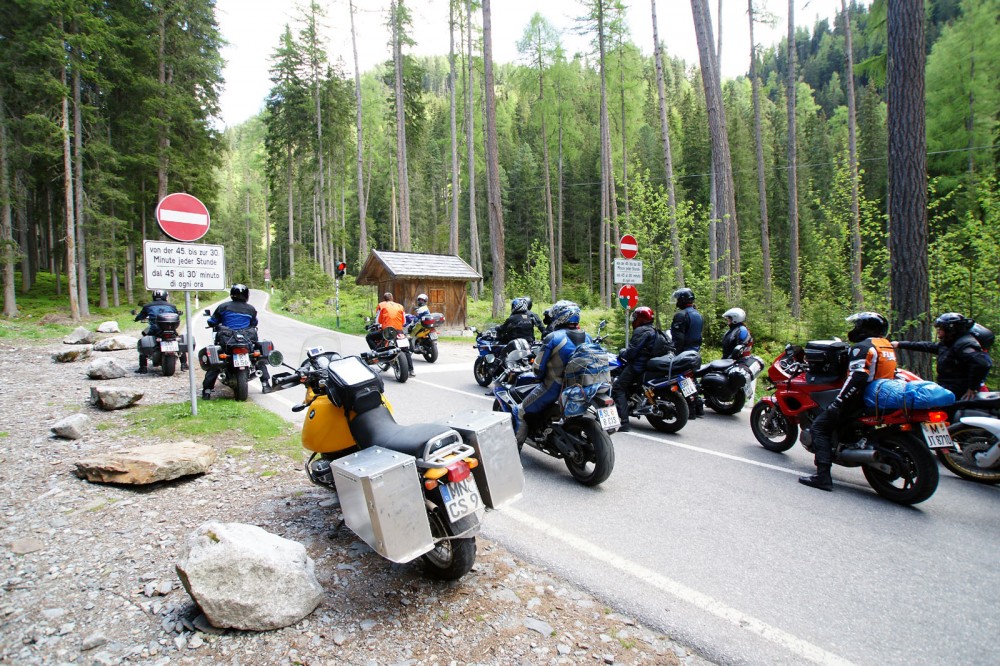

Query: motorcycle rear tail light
left=927, top=411, right=948, bottom=423
left=233, top=347, right=248, bottom=355
left=446, top=460, right=471, bottom=484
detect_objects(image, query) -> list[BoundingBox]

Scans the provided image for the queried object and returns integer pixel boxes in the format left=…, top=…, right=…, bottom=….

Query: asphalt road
left=198, top=291, right=1000, bottom=666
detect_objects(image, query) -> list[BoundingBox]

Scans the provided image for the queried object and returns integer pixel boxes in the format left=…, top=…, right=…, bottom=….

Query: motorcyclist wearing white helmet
left=721, top=307, right=753, bottom=359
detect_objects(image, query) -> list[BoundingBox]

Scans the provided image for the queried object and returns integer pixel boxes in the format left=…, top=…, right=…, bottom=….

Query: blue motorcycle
left=470, top=326, right=512, bottom=387
left=611, top=350, right=699, bottom=434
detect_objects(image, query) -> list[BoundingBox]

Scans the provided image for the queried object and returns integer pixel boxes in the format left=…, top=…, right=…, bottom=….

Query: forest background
left=1, top=0, right=998, bottom=373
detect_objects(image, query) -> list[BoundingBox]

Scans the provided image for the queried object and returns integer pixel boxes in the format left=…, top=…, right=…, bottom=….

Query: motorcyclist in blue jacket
left=514, top=300, right=590, bottom=445
left=134, top=290, right=187, bottom=373
left=202, top=284, right=263, bottom=399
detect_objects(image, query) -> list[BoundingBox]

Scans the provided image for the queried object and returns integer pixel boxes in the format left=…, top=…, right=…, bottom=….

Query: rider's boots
left=798, top=464, right=833, bottom=491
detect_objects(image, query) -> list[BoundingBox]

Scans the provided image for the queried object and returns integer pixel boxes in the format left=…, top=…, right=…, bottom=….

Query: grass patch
left=121, top=400, right=302, bottom=458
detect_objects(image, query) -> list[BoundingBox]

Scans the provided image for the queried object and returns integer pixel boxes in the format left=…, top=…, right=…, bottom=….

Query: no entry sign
left=619, top=234, right=638, bottom=259
left=618, top=284, right=638, bottom=310
left=156, top=193, right=211, bottom=242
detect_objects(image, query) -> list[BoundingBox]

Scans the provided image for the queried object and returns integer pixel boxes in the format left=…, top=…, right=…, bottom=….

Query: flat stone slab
left=74, top=441, right=217, bottom=485
left=89, top=386, right=143, bottom=410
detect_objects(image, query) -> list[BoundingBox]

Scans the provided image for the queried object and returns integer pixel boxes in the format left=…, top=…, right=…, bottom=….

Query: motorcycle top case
left=155, top=311, right=180, bottom=331
left=331, top=446, right=435, bottom=563
left=439, top=410, right=524, bottom=510
left=420, top=312, right=445, bottom=327
left=805, top=340, right=848, bottom=383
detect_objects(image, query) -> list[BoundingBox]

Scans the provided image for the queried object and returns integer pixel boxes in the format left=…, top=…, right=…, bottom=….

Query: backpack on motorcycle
left=804, top=340, right=849, bottom=383
left=563, top=342, right=612, bottom=388
left=651, top=328, right=672, bottom=357
left=217, top=326, right=258, bottom=348
left=323, top=355, right=385, bottom=414
left=864, top=378, right=956, bottom=410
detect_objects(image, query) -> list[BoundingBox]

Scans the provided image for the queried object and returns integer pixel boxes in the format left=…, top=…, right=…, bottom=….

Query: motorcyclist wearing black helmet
left=670, top=288, right=703, bottom=353
left=522, top=296, right=545, bottom=339
left=892, top=312, right=992, bottom=400
left=800, top=312, right=897, bottom=491
left=203, top=284, right=262, bottom=399
left=497, top=297, right=538, bottom=344
left=134, top=290, right=187, bottom=373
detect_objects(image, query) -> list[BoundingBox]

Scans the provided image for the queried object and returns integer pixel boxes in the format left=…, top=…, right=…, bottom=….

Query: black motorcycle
left=611, top=351, right=698, bottom=434
left=198, top=310, right=276, bottom=401
left=364, top=317, right=410, bottom=383
left=693, top=345, right=766, bottom=415
left=133, top=310, right=185, bottom=376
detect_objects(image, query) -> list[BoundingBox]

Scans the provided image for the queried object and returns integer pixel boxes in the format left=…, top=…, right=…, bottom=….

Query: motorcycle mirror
left=382, top=327, right=398, bottom=340
left=130, top=309, right=137, bottom=315
left=599, top=319, right=607, bottom=328
left=267, top=350, right=284, bottom=367
left=203, top=309, right=211, bottom=316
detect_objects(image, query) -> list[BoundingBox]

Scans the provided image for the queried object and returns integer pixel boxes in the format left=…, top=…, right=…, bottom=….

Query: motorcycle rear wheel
left=863, top=433, right=938, bottom=505
left=646, top=391, right=689, bottom=434
left=162, top=354, right=177, bottom=377
left=421, top=510, right=476, bottom=580
left=392, top=357, right=409, bottom=383
left=935, top=424, right=1000, bottom=485
left=706, top=390, right=745, bottom=415
left=422, top=341, right=438, bottom=364
left=750, top=401, right=797, bottom=452
left=563, top=419, right=615, bottom=486
left=234, top=368, right=249, bottom=401
left=473, top=357, right=492, bottom=387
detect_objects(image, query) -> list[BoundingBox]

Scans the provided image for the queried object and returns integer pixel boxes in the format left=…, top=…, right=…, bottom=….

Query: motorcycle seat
left=646, top=350, right=701, bottom=375
left=349, top=404, right=457, bottom=459
left=695, top=359, right=734, bottom=377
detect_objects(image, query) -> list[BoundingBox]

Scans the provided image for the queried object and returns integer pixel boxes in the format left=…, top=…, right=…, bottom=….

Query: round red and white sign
left=619, top=234, right=638, bottom=259
left=156, top=193, right=211, bottom=242
left=618, top=284, right=638, bottom=310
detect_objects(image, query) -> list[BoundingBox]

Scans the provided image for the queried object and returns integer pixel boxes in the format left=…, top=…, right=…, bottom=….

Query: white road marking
left=502, top=506, right=857, bottom=666
left=626, top=429, right=804, bottom=475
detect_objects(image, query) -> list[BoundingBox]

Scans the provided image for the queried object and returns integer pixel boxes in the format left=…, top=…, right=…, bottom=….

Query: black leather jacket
left=897, top=334, right=992, bottom=396
left=498, top=313, right=536, bottom=344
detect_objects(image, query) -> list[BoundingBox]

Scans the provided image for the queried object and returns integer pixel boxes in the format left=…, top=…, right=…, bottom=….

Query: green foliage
left=506, top=240, right=550, bottom=302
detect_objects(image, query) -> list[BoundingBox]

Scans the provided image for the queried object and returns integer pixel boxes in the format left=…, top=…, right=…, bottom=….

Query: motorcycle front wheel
left=420, top=509, right=476, bottom=580
left=750, top=401, right=797, bottom=452
left=562, top=419, right=615, bottom=486
left=162, top=354, right=177, bottom=377
left=863, top=433, right=938, bottom=505
left=646, top=391, right=689, bottom=434
left=473, top=357, right=492, bottom=387
left=234, top=368, right=249, bottom=401
left=706, top=390, right=745, bottom=415
left=422, top=340, right=439, bottom=364
left=392, top=356, right=409, bottom=383
left=935, top=424, right=1000, bottom=484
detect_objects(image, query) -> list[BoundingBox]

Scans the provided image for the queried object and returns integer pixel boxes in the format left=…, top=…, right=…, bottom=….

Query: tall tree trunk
left=481, top=0, right=505, bottom=318
left=651, top=0, right=684, bottom=287
left=287, top=146, right=294, bottom=277
left=0, top=87, right=16, bottom=317
left=308, top=5, right=326, bottom=272
left=556, top=76, right=564, bottom=293
left=392, top=0, right=411, bottom=249
left=748, top=0, right=772, bottom=306
left=59, top=32, right=80, bottom=321
left=349, top=1, right=368, bottom=261
left=887, top=0, right=931, bottom=377
left=157, top=8, right=169, bottom=204
left=532, top=26, right=556, bottom=301
left=842, top=0, right=863, bottom=308
left=466, top=0, right=482, bottom=298
left=73, top=67, right=89, bottom=315
left=448, top=0, right=461, bottom=256
left=786, top=0, right=801, bottom=317
left=597, top=0, right=613, bottom=306
left=618, top=33, right=629, bottom=217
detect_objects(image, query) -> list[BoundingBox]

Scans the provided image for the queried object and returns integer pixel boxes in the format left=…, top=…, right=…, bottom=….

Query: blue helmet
left=549, top=300, right=581, bottom=329
left=511, top=297, right=529, bottom=314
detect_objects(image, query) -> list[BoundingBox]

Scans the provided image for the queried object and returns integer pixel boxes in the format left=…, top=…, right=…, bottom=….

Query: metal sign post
left=184, top=292, right=197, bottom=416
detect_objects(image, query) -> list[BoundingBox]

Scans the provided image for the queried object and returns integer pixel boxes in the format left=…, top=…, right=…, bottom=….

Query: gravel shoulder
left=0, top=329, right=709, bottom=666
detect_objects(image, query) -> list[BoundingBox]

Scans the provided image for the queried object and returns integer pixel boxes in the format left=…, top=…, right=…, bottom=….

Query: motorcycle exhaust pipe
left=837, top=449, right=877, bottom=464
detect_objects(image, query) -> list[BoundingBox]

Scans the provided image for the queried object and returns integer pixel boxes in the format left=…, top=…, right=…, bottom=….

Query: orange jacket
left=376, top=300, right=405, bottom=331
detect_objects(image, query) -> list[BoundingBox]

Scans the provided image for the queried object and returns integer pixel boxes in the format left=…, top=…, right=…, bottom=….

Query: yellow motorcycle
left=266, top=334, right=523, bottom=580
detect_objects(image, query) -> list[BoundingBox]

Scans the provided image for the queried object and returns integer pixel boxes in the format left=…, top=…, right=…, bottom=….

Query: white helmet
left=416, top=293, right=428, bottom=306
left=722, top=307, right=746, bottom=324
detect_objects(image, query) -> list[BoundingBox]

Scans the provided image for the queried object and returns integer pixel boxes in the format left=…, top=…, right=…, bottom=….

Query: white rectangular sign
left=143, top=240, right=226, bottom=291
left=613, top=258, right=643, bottom=285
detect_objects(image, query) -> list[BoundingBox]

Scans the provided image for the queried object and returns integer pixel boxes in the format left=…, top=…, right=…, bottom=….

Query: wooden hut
left=356, top=250, right=482, bottom=331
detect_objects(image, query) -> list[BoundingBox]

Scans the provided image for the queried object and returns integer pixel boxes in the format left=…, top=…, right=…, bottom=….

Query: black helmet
left=522, top=296, right=533, bottom=311
left=971, top=323, right=995, bottom=352
left=511, top=297, right=528, bottom=314
left=230, top=284, right=250, bottom=302
left=672, top=288, right=695, bottom=308
left=152, top=290, right=168, bottom=302
left=846, top=311, right=889, bottom=343
left=934, top=312, right=974, bottom=340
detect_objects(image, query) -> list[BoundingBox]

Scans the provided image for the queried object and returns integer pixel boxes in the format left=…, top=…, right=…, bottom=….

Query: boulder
left=85, top=357, right=128, bottom=380
left=96, top=321, right=121, bottom=333
left=53, top=348, right=92, bottom=363
left=175, top=522, right=323, bottom=631
left=51, top=413, right=90, bottom=440
left=92, top=335, right=138, bottom=352
left=89, top=386, right=143, bottom=411
left=74, top=441, right=216, bottom=484
left=64, top=327, right=96, bottom=345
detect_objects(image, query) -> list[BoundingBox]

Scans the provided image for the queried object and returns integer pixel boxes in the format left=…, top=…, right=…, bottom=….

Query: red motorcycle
left=749, top=341, right=950, bottom=505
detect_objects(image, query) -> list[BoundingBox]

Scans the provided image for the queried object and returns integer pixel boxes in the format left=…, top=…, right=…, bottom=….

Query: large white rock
left=51, top=413, right=90, bottom=440
left=89, top=386, right=143, bottom=410
left=96, top=321, right=121, bottom=333
left=52, top=348, right=92, bottom=363
left=176, top=522, right=323, bottom=631
left=92, top=335, right=138, bottom=352
left=85, top=357, right=128, bottom=380
left=64, top=327, right=96, bottom=345
left=74, top=441, right=216, bottom=484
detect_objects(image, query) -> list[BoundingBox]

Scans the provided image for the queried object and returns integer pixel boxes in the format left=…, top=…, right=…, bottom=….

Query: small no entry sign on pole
left=156, top=193, right=211, bottom=242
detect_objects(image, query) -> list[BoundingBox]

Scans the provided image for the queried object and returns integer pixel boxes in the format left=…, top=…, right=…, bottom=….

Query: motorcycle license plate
left=921, top=422, right=954, bottom=449
left=440, top=476, right=483, bottom=523
left=233, top=353, right=251, bottom=368
left=597, top=406, right=620, bottom=430
left=429, top=332, right=438, bottom=340
left=679, top=377, right=697, bottom=397
left=396, top=338, right=409, bottom=348
left=160, top=340, right=179, bottom=353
